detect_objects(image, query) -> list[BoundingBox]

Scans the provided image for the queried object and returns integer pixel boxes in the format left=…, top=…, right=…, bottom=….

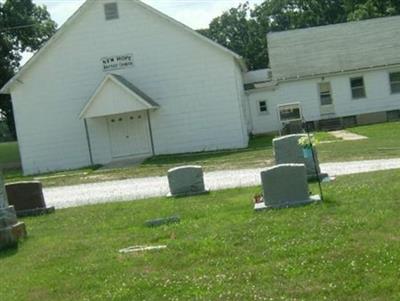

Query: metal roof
left=268, top=15, right=400, bottom=80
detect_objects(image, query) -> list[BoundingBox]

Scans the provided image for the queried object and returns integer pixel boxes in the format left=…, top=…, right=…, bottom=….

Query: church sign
left=101, top=54, right=134, bottom=71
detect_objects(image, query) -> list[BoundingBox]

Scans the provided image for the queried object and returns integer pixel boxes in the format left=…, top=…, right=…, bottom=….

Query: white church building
left=1, top=0, right=400, bottom=175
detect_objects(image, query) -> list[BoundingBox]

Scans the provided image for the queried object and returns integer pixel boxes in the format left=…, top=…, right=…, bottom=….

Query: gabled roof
left=268, top=15, right=400, bottom=81
left=79, top=74, right=159, bottom=119
left=1, top=0, right=246, bottom=94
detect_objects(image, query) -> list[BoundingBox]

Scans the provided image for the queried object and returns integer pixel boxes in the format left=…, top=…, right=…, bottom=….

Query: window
left=278, top=103, right=302, bottom=122
left=350, top=77, right=366, bottom=99
left=319, top=82, right=333, bottom=106
left=104, top=2, right=119, bottom=20
left=389, top=72, right=400, bottom=94
left=258, top=100, right=268, bottom=114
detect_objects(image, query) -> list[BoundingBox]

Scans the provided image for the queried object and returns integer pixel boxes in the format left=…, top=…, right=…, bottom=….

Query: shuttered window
left=319, top=82, right=333, bottom=106
left=104, top=3, right=119, bottom=20
left=390, top=72, right=400, bottom=94
left=350, top=77, right=366, bottom=99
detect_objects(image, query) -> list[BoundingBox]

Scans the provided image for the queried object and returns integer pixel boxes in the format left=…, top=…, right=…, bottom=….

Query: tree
left=198, top=3, right=269, bottom=70
left=0, top=0, right=56, bottom=138
left=347, top=0, right=400, bottom=20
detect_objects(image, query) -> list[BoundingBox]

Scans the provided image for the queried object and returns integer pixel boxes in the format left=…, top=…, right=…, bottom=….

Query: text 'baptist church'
left=101, top=54, right=134, bottom=71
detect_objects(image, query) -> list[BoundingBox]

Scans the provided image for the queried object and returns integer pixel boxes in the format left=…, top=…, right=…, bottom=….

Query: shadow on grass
left=4, top=164, right=103, bottom=181
left=0, top=244, right=19, bottom=258
left=142, top=134, right=274, bottom=167
left=320, top=196, right=340, bottom=207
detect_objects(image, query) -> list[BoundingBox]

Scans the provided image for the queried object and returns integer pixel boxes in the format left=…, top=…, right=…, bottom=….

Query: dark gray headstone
left=261, top=164, right=313, bottom=209
left=167, top=166, right=207, bottom=197
left=5, top=181, right=55, bottom=217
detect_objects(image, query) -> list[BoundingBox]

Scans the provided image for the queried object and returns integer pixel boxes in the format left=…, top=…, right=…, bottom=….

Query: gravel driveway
left=44, top=158, right=400, bottom=209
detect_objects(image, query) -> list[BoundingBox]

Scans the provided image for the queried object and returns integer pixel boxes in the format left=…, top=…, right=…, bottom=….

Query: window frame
left=350, top=76, right=366, bottom=99
left=258, top=100, right=268, bottom=115
left=278, top=103, right=302, bottom=123
left=318, top=82, right=333, bottom=106
left=389, top=71, right=400, bottom=94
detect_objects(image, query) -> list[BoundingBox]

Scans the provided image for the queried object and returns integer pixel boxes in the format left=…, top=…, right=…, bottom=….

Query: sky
left=34, top=0, right=263, bottom=29
left=19, top=0, right=262, bottom=64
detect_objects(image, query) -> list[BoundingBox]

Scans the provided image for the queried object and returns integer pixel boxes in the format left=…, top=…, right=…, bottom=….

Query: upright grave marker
left=6, top=181, right=55, bottom=217
left=0, top=169, right=27, bottom=250
left=255, top=164, right=321, bottom=211
left=167, top=166, right=208, bottom=197
left=273, top=134, right=326, bottom=180
left=0, top=170, right=8, bottom=208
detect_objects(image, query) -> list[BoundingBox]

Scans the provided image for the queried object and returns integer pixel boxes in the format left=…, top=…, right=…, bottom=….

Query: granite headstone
left=6, top=181, right=55, bottom=217
left=0, top=170, right=27, bottom=250
left=259, top=164, right=319, bottom=209
left=273, top=134, right=323, bottom=180
left=167, top=166, right=208, bottom=197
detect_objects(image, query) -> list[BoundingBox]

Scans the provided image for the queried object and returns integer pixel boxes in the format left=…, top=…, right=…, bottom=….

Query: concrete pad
left=330, top=130, right=368, bottom=141
left=255, top=195, right=321, bottom=211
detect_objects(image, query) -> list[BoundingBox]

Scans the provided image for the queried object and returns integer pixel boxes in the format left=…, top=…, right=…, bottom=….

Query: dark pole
left=303, top=120, right=324, bottom=202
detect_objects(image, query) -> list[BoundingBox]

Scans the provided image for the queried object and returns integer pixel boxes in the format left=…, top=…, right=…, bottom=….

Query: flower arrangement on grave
left=298, top=135, right=317, bottom=149
left=298, top=135, right=318, bottom=159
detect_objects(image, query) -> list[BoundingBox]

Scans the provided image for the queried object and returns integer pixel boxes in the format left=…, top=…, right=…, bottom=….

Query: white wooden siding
left=10, top=0, right=247, bottom=174
left=248, top=68, right=400, bottom=134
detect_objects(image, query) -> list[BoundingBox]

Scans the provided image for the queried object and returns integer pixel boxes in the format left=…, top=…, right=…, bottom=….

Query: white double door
left=107, top=112, right=151, bottom=158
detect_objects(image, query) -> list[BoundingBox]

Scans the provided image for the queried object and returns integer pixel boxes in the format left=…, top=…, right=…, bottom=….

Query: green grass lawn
left=317, top=122, right=400, bottom=162
left=1, top=170, right=400, bottom=300
left=0, top=141, right=20, bottom=165
left=4, top=121, right=400, bottom=187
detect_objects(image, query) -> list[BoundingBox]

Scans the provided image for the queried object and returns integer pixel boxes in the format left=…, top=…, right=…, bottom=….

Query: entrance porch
left=79, top=74, right=159, bottom=165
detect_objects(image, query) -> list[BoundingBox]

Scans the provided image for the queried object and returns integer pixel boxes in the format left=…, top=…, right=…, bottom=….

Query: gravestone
left=6, top=181, right=55, bottom=217
left=256, top=164, right=320, bottom=210
left=167, top=166, right=208, bottom=197
left=273, top=134, right=324, bottom=180
left=0, top=169, right=27, bottom=250
left=0, top=170, right=8, bottom=208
